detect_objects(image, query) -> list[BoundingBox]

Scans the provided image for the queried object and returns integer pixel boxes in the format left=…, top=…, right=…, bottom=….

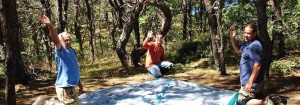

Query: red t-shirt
left=143, top=42, right=165, bottom=68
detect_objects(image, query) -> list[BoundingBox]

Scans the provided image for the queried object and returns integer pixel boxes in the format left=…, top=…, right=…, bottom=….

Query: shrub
left=271, top=56, right=300, bottom=76
left=166, top=33, right=211, bottom=64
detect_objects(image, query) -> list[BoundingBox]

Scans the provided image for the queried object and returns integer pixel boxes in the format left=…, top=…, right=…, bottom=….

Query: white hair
left=58, top=32, right=68, bottom=40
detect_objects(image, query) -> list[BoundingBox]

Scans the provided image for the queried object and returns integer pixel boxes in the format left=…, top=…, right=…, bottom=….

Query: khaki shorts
left=237, top=82, right=265, bottom=104
left=56, top=86, right=81, bottom=105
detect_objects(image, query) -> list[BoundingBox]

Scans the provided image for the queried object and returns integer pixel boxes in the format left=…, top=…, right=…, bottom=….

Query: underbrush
left=270, top=55, right=300, bottom=76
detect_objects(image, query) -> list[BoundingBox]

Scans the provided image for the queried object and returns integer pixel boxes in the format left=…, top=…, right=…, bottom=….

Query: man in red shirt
left=143, top=31, right=173, bottom=78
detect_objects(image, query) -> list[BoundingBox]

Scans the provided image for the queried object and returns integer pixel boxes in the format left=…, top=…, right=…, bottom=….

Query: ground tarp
left=79, top=78, right=238, bottom=105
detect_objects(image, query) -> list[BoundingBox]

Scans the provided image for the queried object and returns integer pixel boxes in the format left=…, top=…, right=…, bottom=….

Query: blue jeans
left=147, top=61, right=173, bottom=78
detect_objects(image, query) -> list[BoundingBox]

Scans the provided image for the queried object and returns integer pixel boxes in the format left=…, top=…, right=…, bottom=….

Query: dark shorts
left=237, top=82, right=265, bottom=104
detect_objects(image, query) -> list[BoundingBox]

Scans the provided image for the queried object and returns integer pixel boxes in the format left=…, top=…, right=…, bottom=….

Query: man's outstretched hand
left=39, top=15, right=51, bottom=25
left=229, top=25, right=237, bottom=39
left=147, top=31, right=154, bottom=39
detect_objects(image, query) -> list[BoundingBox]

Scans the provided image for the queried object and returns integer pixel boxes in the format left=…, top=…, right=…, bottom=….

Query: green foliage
left=285, top=35, right=300, bottom=50
left=279, top=0, right=300, bottom=51
left=139, top=6, right=156, bottom=33
left=223, top=35, right=241, bottom=65
left=271, top=57, right=300, bottom=76
left=223, top=3, right=257, bottom=29
left=282, top=0, right=300, bottom=29
left=167, top=33, right=211, bottom=64
left=166, top=0, right=181, bottom=14
left=0, top=63, right=4, bottom=78
left=0, top=64, right=5, bottom=89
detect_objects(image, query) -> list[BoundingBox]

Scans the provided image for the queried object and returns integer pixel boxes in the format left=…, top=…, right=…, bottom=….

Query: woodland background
left=0, top=0, right=300, bottom=104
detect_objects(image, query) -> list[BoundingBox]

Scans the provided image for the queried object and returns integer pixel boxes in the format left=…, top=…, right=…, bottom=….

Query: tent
left=79, top=78, right=238, bottom=105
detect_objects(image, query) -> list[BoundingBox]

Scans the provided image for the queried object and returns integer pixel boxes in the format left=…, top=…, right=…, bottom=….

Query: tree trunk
left=130, top=2, right=146, bottom=67
left=216, top=0, right=226, bottom=75
left=272, top=0, right=285, bottom=58
left=41, top=0, right=53, bottom=70
left=181, top=0, right=188, bottom=39
left=64, top=0, right=68, bottom=30
left=2, top=0, right=24, bottom=104
left=116, top=9, right=138, bottom=67
left=254, top=0, right=272, bottom=80
left=204, top=0, right=226, bottom=75
left=74, top=0, right=83, bottom=54
left=203, top=10, right=207, bottom=33
left=107, top=11, right=117, bottom=49
left=85, top=0, right=95, bottom=63
left=187, top=0, right=192, bottom=39
left=108, top=0, right=124, bottom=29
left=116, top=24, right=133, bottom=68
left=98, top=32, right=104, bottom=55
left=57, top=0, right=66, bottom=33
left=152, top=2, right=172, bottom=36
left=0, top=15, right=4, bottom=62
left=199, top=0, right=204, bottom=33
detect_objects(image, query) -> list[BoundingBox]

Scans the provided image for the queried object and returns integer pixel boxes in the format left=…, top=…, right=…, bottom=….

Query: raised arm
left=229, top=26, right=241, bottom=54
left=39, top=15, right=62, bottom=50
left=142, top=31, right=154, bottom=48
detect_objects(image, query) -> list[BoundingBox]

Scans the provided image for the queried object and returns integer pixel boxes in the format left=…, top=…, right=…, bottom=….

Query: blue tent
left=79, top=78, right=238, bottom=105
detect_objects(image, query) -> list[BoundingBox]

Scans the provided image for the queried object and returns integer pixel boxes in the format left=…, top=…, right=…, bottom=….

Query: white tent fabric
left=79, top=78, right=238, bottom=105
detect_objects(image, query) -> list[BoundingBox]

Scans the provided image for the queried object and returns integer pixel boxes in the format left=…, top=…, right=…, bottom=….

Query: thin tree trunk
left=204, top=11, right=207, bottom=33
left=41, top=0, right=53, bottom=70
left=0, top=16, right=4, bottom=62
left=199, top=0, right=204, bottom=33
left=255, top=0, right=272, bottom=80
left=74, top=0, right=83, bottom=54
left=107, top=11, right=117, bottom=49
left=98, top=1, right=103, bottom=56
left=204, top=0, right=226, bottom=75
left=64, top=0, right=68, bottom=30
left=273, top=0, right=285, bottom=58
left=181, top=0, right=188, bottom=39
left=99, top=33, right=104, bottom=55
left=57, top=0, right=65, bottom=33
left=31, top=31, right=40, bottom=59
left=187, top=0, right=192, bottom=39
left=85, top=0, right=95, bottom=63
left=216, top=0, right=226, bottom=74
